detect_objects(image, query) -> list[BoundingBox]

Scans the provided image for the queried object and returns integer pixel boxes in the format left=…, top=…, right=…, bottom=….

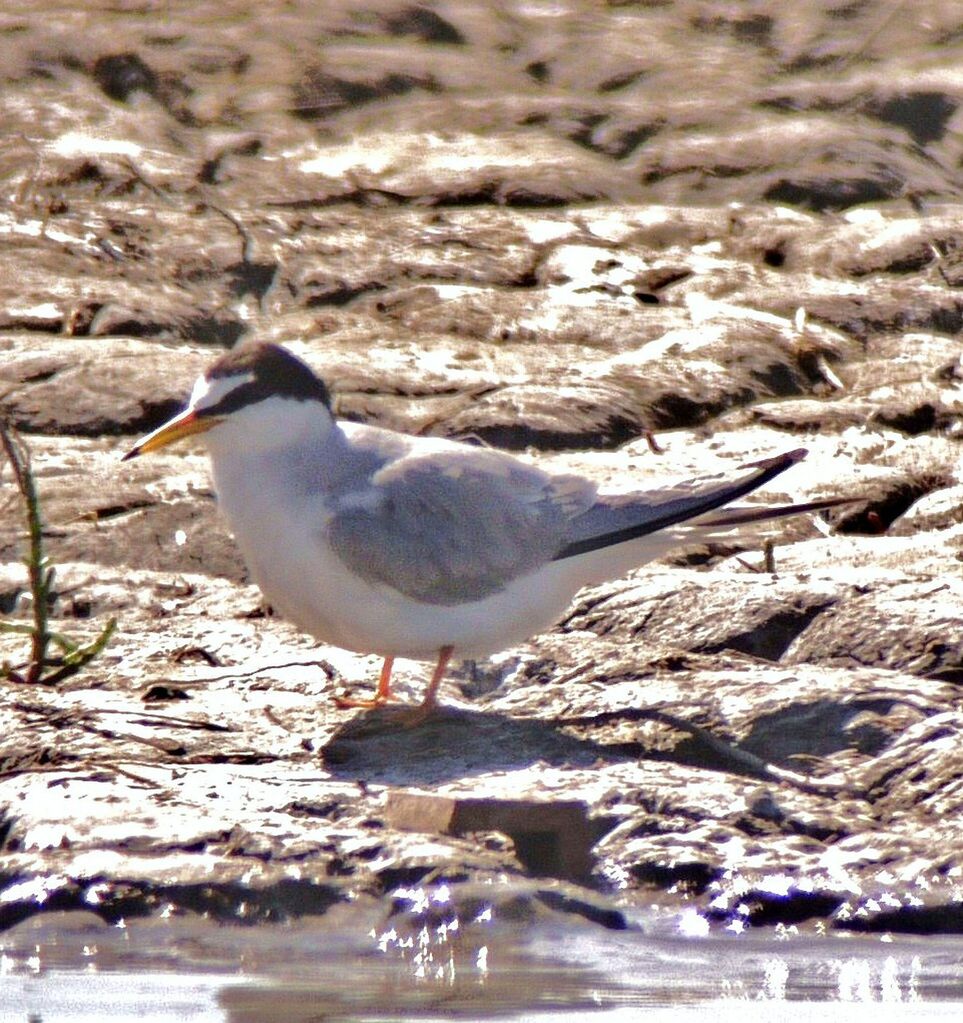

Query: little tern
left=123, top=342, right=841, bottom=717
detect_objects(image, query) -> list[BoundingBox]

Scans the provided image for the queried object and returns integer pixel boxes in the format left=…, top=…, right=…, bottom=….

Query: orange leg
left=334, top=656, right=395, bottom=708
left=394, top=645, right=454, bottom=728
left=334, top=647, right=455, bottom=725
left=420, top=645, right=454, bottom=711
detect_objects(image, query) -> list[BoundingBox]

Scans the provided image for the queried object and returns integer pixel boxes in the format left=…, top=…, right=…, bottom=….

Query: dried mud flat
left=1, top=0, right=963, bottom=952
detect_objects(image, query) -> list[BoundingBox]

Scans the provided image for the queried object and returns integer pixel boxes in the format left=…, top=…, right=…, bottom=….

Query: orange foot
left=333, top=692, right=397, bottom=709
left=333, top=646, right=453, bottom=726
left=333, top=655, right=396, bottom=709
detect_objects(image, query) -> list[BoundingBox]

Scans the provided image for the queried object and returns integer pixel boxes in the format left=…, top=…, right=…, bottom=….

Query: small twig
left=643, top=430, right=665, bottom=454
left=176, top=657, right=339, bottom=686
left=94, top=707, right=236, bottom=732
left=763, top=540, right=776, bottom=575
left=557, top=705, right=858, bottom=797
left=119, top=156, right=171, bottom=203
left=108, top=763, right=166, bottom=788
left=202, top=201, right=255, bottom=264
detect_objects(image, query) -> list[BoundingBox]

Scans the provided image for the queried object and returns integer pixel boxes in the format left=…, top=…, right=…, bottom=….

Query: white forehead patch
left=190, top=371, right=255, bottom=411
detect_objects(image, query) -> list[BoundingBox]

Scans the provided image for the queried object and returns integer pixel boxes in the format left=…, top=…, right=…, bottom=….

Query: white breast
left=201, top=406, right=688, bottom=663
left=205, top=441, right=609, bottom=660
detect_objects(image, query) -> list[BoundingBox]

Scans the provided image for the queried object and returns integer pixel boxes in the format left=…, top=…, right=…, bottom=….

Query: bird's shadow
left=321, top=705, right=628, bottom=786
left=320, top=702, right=800, bottom=789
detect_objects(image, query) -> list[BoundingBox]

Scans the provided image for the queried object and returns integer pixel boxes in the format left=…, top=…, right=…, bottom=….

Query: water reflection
left=2, top=895, right=963, bottom=1020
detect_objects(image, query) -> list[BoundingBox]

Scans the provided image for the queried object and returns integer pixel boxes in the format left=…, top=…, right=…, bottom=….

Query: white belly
left=208, top=451, right=583, bottom=660
left=237, top=519, right=585, bottom=659
left=206, top=436, right=691, bottom=662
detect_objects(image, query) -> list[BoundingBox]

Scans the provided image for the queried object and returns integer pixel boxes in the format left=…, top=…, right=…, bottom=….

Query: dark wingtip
left=743, top=447, right=807, bottom=471
left=701, top=494, right=860, bottom=528
left=554, top=447, right=815, bottom=561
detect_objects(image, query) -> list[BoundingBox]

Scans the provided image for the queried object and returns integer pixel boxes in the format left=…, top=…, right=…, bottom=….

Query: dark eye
left=200, top=381, right=261, bottom=417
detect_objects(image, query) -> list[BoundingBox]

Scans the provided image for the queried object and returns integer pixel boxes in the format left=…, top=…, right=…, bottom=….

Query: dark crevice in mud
left=91, top=499, right=154, bottom=521
left=92, top=53, right=159, bottom=103
left=641, top=162, right=752, bottom=186
left=598, top=68, right=646, bottom=93
left=807, top=300, right=963, bottom=343
left=649, top=389, right=755, bottom=431
left=525, top=59, right=551, bottom=83
left=926, top=666, right=963, bottom=683
left=762, top=243, right=786, bottom=267
left=871, top=402, right=939, bottom=435
left=88, top=313, right=245, bottom=347
left=709, top=888, right=845, bottom=929
left=291, top=69, right=438, bottom=120
left=565, top=112, right=608, bottom=152
left=429, top=185, right=602, bottom=209
left=303, top=280, right=388, bottom=307
left=748, top=361, right=810, bottom=397
left=142, top=684, right=191, bottom=702
left=0, top=810, right=17, bottom=851
left=603, top=124, right=662, bottom=161
left=226, top=260, right=278, bottom=301
left=507, top=265, right=540, bottom=288
left=763, top=174, right=904, bottom=213
left=848, top=249, right=937, bottom=277
left=18, top=367, right=60, bottom=383
left=381, top=6, right=466, bottom=44
left=739, top=697, right=903, bottom=761
left=696, top=603, right=834, bottom=662
left=868, top=91, right=957, bottom=147
left=180, top=315, right=246, bottom=347
left=842, top=901, right=963, bottom=936
left=836, top=475, right=952, bottom=533
left=266, top=190, right=407, bottom=210
left=629, top=859, right=719, bottom=895
left=465, top=417, right=642, bottom=452
left=184, top=751, right=283, bottom=766
left=0, top=876, right=347, bottom=933
left=268, top=186, right=594, bottom=211
left=378, top=866, right=437, bottom=893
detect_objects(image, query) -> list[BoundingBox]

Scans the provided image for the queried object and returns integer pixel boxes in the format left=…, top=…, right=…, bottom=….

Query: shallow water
left=3, top=903, right=963, bottom=1022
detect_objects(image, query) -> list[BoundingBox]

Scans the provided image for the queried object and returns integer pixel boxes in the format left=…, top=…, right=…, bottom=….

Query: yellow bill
left=122, top=408, right=220, bottom=461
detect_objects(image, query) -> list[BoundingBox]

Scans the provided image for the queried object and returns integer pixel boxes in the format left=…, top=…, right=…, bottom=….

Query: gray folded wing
left=325, top=446, right=813, bottom=605
left=555, top=449, right=809, bottom=560
left=324, top=448, right=596, bottom=606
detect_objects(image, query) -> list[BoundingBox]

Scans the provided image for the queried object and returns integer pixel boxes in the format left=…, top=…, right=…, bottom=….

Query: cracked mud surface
left=2, top=0, right=963, bottom=952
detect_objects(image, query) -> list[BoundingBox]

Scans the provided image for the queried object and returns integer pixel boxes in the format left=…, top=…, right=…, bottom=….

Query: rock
left=385, top=791, right=607, bottom=882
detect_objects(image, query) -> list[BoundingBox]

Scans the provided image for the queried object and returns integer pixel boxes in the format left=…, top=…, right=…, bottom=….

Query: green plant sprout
left=1, top=418, right=115, bottom=684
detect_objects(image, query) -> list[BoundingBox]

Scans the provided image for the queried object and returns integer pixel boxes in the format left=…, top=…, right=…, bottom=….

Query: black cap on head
left=201, top=342, right=331, bottom=415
